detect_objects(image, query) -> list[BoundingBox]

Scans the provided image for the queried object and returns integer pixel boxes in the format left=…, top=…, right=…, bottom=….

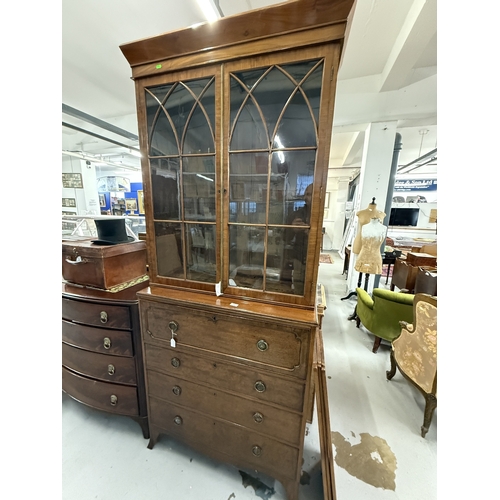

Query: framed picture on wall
left=62, top=198, right=76, bottom=207
left=125, top=198, right=138, bottom=212
left=137, top=190, right=145, bottom=214
left=99, top=193, right=106, bottom=207
left=62, top=173, right=83, bottom=188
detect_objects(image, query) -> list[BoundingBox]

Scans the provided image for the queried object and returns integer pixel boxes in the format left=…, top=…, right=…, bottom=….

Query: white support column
left=346, top=121, right=397, bottom=294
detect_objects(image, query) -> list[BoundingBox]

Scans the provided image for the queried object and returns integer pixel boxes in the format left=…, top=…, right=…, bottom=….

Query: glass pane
left=183, top=156, right=216, bottom=222
left=273, top=89, right=316, bottom=148
left=263, top=226, right=291, bottom=294
left=230, top=97, right=268, bottom=150
left=252, top=66, right=295, bottom=142
left=147, top=86, right=179, bottom=156
left=283, top=225, right=309, bottom=296
left=151, top=158, right=181, bottom=220
left=155, top=222, right=184, bottom=278
left=200, top=79, right=216, bottom=137
left=183, top=103, right=214, bottom=154
left=281, top=60, right=320, bottom=85
left=228, top=225, right=265, bottom=289
left=164, top=83, right=195, bottom=150
left=229, top=153, right=268, bottom=224
left=185, top=223, right=216, bottom=283
left=301, top=63, right=323, bottom=126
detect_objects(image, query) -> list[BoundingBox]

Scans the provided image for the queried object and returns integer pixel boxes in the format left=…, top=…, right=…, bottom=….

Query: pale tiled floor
left=62, top=253, right=436, bottom=499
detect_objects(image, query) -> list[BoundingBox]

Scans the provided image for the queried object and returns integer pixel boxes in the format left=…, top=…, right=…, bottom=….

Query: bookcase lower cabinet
left=62, top=282, right=149, bottom=438
left=138, top=287, right=317, bottom=500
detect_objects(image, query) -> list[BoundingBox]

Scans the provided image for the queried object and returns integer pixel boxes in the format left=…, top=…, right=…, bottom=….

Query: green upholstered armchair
left=355, top=288, right=415, bottom=353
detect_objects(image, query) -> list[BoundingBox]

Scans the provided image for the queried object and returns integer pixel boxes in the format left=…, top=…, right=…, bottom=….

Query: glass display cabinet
left=120, top=1, right=354, bottom=499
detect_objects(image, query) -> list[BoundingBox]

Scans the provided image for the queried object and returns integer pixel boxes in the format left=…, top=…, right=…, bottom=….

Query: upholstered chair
left=386, top=293, right=437, bottom=438
left=355, top=288, right=414, bottom=353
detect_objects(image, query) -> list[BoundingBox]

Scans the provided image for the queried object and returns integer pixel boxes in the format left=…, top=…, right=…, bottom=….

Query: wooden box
left=62, top=240, right=148, bottom=290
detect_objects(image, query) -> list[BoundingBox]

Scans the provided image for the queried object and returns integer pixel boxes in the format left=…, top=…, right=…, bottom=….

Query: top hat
left=92, top=218, right=135, bottom=245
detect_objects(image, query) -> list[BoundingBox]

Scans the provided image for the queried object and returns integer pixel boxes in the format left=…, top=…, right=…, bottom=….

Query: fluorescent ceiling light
left=196, top=0, right=222, bottom=23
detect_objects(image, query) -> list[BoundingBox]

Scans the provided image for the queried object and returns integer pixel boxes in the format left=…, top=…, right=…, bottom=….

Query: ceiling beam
left=62, top=103, right=139, bottom=141
left=379, top=0, right=436, bottom=92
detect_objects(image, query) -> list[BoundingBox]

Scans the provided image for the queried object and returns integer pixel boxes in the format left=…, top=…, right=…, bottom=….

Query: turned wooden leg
left=421, top=393, right=437, bottom=438
left=283, top=478, right=299, bottom=500
left=372, top=336, right=382, bottom=353
left=147, top=426, right=160, bottom=449
left=355, top=316, right=360, bottom=328
left=386, top=350, right=397, bottom=380
left=131, top=416, right=150, bottom=439
left=348, top=305, right=358, bottom=321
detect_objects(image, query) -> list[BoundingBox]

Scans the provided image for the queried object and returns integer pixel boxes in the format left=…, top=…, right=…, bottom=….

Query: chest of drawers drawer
left=62, top=343, right=137, bottom=385
left=144, top=344, right=305, bottom=412
left=149, top=397, right=299, bottom=482
left=62, top=366, right=139, bottom=416
left=62, top=319, right=134, bottom=356
left=147, top=369, right=302, bottom=445
left=62, top=297, right=131, bottom=330
left=141, top=302, right=311, bottom=378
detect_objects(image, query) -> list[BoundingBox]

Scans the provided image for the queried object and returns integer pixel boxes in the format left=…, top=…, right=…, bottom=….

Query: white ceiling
left=62, top=0, right=437, bottom=177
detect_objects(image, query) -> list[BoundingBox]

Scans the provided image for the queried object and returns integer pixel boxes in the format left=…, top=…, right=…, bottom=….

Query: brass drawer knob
left=172, top=385, right=182, bottom=396
left=254, top=381, right=266, bottom=393
left=108, top=364, right=115, bottom=375
left=253, top=412, right=264, bottom=423
left=257, top=339, right=268, bottom=352
left=100, top=311, right=108, bottom=324
left=252, top=445, right=262, bottom=457
left=171, top=357, right=181, bottom=368
left=103, top=337, right=111, bottom=349
left=110, top=395, right=118, bottom=406
left=174, top=416, right=183, bottom=425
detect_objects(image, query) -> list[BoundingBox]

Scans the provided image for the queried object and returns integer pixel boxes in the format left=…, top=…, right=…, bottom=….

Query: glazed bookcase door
left=136, top=66, right=221, bottom=292
left=222, top=45, right=338, bottom=306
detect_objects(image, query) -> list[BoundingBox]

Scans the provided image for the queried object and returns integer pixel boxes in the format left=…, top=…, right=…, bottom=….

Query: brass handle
left=110, top=395, right=118, bottom=406
left=257, top=340, right=268, bottom=352
left=171, top=357, right=180, bottom=368
left=100, top=311, right=108, bottom=324
left=253, top=412, right=264, bottom=423
left=252, top=445, right=262, bottom=457
left=172, top=385, right=182, bottom=396
left=169, top=320, right=179, bottom=333
left=103, top=337, right=111, bottom=349
left=173, top=416, right=183, bottom=425
left=108, top=364, right=115, bottom=375
left=254, top=381, right=266, bottom=393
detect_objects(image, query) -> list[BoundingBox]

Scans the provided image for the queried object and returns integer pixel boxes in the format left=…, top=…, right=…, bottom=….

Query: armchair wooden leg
left=372, top=336, right=382, bottom=353
left=421, top=393, right=437, bottom=438
left=355, top=316, right=360, bottom=328
left=386, top=350, right=397, bottom=380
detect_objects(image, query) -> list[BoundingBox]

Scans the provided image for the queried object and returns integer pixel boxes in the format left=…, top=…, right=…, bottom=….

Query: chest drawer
left=147, top=369, right=302, bottom=445
left=144, top=344, right=304, bottom=412
left=149, top=397, right=299, bottom=481
left=62, top=343, right=137, bottom=385
left=62, top=367, right=139, bottom=416
left=141, top=302, right=311, bottom=378
left=62, top=297, right=131, bottom=330
left=62, top=320, right=134, bottom=356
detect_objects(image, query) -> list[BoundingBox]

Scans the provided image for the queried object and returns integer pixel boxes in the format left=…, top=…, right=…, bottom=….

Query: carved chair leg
left=372, top=336, right=382, bottom=353
left=421, top=393, right=437, bottom=438
left=386, top=350, right=397, bottom=380
left=355, top=316, right=360, bottom=328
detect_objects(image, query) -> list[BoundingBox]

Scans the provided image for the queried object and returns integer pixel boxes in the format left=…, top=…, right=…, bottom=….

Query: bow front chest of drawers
left=62, top=281, right=149, bottom=438
left=138, top=286, right=317, bottom=500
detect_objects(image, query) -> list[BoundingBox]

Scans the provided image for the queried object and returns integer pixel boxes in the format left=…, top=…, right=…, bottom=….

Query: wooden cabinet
left=120, top=1, right=354, bottom=498
left=62, top=282, right=149, bottom=438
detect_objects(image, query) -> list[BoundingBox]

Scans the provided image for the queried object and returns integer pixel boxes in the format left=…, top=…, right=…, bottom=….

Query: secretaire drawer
left=149, top=397, right=299, bottom=481
left=147, top=370, right=302, bottom=445
left=62, top=367, right=139, bottom=416
left=62, top=343, right=137, bottom=385
left=62, top=320, right=134, bottom=356
left=144, top=344, right=305, bottom=411
left=140, top=302, right=311, bottom=378
left=62, top=297, right=131, bottom=330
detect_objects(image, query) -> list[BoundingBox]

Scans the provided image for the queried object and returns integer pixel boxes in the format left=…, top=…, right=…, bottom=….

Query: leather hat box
left=62, top=240, right=148, bottom=290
